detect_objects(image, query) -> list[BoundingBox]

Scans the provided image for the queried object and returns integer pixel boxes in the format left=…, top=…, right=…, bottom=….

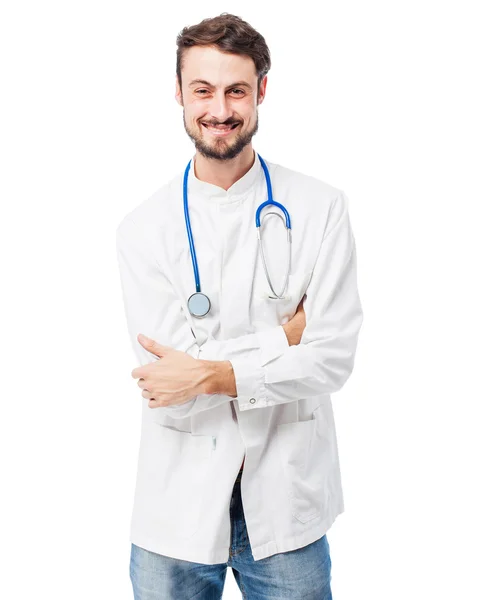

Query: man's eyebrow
left=188, top=79, right=253, bottom=90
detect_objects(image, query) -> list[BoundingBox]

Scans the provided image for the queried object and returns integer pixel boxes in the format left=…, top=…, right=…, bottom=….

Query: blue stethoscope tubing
left=183, top=152, right=292, bottom=318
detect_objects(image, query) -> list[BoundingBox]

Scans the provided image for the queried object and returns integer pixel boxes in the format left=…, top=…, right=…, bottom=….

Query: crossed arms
left=116, top=190, right=363, bottom=419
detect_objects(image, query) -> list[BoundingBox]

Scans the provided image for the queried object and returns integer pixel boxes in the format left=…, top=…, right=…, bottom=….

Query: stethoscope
left=184, top=153, right=292, bottom=318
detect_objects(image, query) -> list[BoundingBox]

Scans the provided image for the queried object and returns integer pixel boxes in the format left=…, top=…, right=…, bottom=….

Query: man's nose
left=208, top=93, right=232, bottom=122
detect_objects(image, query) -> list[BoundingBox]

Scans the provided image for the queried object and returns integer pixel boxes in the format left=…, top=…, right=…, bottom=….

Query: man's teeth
left=203, top=123, right=236, bottom=131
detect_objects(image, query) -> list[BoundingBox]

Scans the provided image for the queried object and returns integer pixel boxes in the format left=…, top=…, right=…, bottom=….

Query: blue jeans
left=130, top=469, right=333, bottom=599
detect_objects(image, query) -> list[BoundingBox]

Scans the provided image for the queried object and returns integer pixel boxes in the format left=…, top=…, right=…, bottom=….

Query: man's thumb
left=137, top=333, right=167, bottom=357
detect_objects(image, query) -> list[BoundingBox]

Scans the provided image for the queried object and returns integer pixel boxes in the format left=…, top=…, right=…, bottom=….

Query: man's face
left=175, top=45, right=267, bottom=160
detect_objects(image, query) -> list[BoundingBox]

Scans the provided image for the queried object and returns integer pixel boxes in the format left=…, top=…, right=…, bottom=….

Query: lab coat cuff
left=228, top=354, right=267, bottom=411
left=230, top=327, right=289, bottom=411
left=256, top=325, right=290, bottom=365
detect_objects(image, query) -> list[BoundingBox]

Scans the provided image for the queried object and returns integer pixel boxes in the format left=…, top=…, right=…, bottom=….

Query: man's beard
left=183, top=112, right=259, bottom=161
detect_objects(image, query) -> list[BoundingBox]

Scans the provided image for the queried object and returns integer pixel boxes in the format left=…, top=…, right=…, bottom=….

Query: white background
left=1, top=0, right=478, bottom=598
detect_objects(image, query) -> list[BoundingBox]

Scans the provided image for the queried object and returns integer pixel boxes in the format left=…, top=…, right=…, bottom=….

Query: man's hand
left=282, top=297, right=306, bottom=346
left=132, top=299, right=306, bottom=408
left=131, top=333, right=208, bottom=409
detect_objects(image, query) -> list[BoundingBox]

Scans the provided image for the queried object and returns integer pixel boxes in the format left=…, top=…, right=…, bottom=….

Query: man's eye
left=195, top=88, right=244, bottom=96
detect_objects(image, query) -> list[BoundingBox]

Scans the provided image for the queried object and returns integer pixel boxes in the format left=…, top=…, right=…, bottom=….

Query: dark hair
left=176, top=13, right=271, bottom=96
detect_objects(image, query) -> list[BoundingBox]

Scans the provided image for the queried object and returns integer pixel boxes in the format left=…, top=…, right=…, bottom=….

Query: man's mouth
left=201, top=122, right=240, bottom=136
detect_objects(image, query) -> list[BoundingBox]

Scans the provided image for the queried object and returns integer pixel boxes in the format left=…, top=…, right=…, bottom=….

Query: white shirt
left=115, top=149, right=363, bottom=564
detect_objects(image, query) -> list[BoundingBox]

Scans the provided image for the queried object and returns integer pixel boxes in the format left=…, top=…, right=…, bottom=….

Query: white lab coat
left=115, top=150, right=363, bottom=564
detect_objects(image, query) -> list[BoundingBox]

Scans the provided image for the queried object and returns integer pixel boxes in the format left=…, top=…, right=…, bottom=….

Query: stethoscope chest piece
left=187, top=292, right=211, bottom=318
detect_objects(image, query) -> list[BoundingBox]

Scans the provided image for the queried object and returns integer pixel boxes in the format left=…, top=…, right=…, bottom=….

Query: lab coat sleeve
left=229, top=190, right=364, bottom=411
left=115, top=215, right=290, bottom=419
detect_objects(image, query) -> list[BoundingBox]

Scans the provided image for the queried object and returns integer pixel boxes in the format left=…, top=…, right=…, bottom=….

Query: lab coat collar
left=188, top=149, right=262, bottom=204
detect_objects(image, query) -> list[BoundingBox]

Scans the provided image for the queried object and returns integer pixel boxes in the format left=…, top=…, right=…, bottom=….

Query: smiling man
left=116, top=12, right=363, bottom=600
left=180, top=44, right=263, bottom=189
left=182, top=52, right=260, bottom=160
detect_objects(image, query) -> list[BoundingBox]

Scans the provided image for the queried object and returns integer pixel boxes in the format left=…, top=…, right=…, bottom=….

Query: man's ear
left=257, top=75, right=267, bottom=106
left=175, top=76, right=183, bottom=106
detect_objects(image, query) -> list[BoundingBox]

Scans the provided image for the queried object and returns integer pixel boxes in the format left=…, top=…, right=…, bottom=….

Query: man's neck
left=193, top=146, right=255, bottom=191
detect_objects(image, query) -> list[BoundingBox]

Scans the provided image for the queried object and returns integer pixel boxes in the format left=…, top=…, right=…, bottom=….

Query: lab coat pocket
left=132, top=420, right=215, bottom=540
left=277, top=402, right=332, bottom=523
